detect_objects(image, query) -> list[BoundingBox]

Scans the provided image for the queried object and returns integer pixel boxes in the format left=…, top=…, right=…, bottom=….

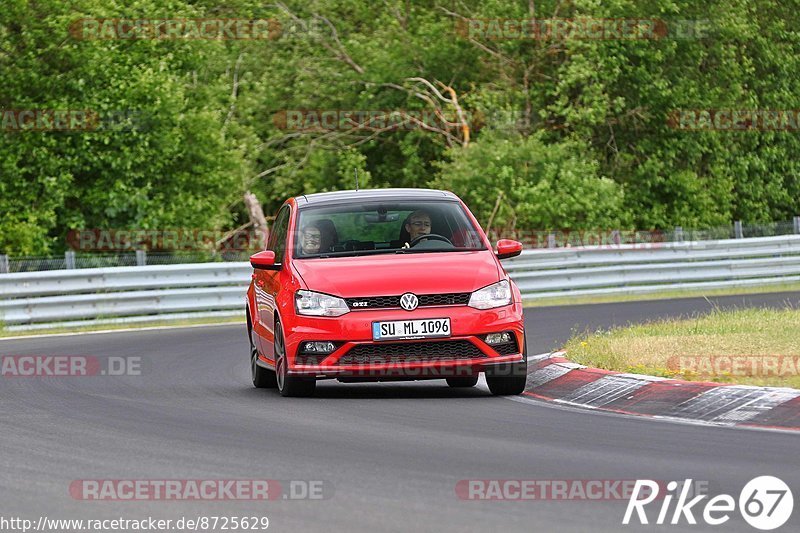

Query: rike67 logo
left=624, top=476, right=793, bottom=530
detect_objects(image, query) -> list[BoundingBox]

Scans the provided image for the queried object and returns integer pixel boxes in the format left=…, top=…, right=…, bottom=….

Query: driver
left=403, top=210, right=432, bottom=248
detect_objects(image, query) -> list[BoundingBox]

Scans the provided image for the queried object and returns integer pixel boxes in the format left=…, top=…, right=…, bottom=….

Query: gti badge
left=400, top=293, right=419, bottom=311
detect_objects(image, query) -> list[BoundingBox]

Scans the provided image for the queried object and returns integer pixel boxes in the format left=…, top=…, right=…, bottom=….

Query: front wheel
left=485, top=332, right=528, bottom=396
left=275, top=319, right=316, bottom=397
left=485, top=364, right=527, bottom=395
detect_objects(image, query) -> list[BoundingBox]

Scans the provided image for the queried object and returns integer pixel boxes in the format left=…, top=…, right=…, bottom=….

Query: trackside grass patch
left=564, top=307, right=800, bottom=389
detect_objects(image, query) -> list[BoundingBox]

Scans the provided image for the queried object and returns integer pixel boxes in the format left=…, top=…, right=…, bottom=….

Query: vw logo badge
left=400, top=293, right=419, bottom=311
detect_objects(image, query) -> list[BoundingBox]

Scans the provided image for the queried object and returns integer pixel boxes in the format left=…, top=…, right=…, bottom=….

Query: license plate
left=372, top=318, right=451, bottom=341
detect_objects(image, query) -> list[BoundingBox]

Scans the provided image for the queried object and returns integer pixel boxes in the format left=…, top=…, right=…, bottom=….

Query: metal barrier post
left=794, top=216, right=800, bottom=234
left=136, top=249, right=147, bottom=266
left=674, top=226, right=684, bottom=242
left=65, top=251, right=76, bottom=269
left=0, top=254, right=8, bottom=274
left=734, top=220, right=743, bottom=239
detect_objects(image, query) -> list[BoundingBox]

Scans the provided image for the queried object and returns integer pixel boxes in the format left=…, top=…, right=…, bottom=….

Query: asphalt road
left=1, top=292, right=798, bottom=533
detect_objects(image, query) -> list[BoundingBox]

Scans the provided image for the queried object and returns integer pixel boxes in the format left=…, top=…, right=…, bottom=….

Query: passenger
left=300, top=223, right=323, bottom=255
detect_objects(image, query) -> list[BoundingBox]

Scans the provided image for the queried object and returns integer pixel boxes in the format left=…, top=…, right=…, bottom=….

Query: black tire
left=485, top=366, right=526, bottom=395
left=446, top=376, right=479, bottom=388
left=274, top=319, right=316, bottom=397
left=485, top=332, right=528, bottom=396
left=249, top=314, right=277, bottom=388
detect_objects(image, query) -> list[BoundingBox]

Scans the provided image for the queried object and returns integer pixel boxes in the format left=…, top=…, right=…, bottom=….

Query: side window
left=271, top=206, right=291, bottom=264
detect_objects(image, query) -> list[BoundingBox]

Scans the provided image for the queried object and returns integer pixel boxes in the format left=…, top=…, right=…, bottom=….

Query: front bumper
left=283, top=303, right=525, bottom=378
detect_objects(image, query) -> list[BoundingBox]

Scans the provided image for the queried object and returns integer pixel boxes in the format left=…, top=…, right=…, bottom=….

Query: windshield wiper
left=344, top=249, right=400, bottom=257
left=299, top=249, right=399, bottom=259
left=299, top=247, right=484, bottom=259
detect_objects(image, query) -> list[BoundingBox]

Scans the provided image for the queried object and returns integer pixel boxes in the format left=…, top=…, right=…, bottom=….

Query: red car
left=246, top=188, right=527, bottom=397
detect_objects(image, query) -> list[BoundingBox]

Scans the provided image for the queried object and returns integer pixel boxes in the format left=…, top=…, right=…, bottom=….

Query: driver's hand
left=402, top=242, right=410, bottom=249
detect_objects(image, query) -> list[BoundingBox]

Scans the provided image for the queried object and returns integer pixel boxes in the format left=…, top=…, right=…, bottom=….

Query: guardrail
left=504, top=234, right=800, bottom=298
left=1, top=235, right=799, bottom=331
left=0, top=263, right=251, bottom=331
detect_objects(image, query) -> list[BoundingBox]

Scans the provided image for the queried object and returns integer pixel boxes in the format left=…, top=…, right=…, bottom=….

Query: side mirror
left=250, top=250, right=278, bottom=270
left=496, top=239, right=523, bottom=260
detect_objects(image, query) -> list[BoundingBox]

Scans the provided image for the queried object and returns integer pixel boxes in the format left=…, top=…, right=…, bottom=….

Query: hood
left=292, top=251, right=501, bottom=297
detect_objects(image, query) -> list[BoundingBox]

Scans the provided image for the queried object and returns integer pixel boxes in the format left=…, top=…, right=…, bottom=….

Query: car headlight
left=468, top=280, right=512, bottom=310
left=295, top=290, right=350, bottom=317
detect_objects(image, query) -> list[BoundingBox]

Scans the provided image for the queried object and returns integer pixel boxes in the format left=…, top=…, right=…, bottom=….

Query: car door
left=253, top=205, right=290, bottom=361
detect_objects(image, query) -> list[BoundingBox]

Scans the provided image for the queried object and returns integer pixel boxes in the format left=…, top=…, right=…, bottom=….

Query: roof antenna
left=354, top=167, right=359, bottom=191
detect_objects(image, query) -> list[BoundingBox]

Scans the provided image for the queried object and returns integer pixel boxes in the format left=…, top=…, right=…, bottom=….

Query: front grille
left=337, top=340, right=486, bottom=365
left=345, top=292, right=470, bottom=310
left=419, top=293, right=471, bottom=306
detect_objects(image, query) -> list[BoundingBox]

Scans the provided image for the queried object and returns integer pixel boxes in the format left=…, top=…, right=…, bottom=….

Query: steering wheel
left=408, top=233, right=453, bottom=247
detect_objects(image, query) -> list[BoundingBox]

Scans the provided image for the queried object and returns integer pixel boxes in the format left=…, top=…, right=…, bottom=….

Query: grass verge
left=564, top=306, right=800, bottom=389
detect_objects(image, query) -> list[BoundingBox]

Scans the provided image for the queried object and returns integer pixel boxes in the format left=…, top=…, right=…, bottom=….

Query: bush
left=432, top=131, right=630, bottom=231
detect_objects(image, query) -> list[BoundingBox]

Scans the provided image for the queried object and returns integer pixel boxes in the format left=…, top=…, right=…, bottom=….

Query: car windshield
left=294, top=200, right=486, bottom=258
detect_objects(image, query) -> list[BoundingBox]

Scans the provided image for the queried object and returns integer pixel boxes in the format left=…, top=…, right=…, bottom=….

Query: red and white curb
left=519, top=352, right=800, bottom=431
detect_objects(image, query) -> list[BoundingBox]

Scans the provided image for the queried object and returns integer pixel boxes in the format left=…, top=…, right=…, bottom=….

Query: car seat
left=314, top=219, right=339, bottom=252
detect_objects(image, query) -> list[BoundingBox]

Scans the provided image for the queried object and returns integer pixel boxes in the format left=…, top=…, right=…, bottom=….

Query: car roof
left=295, top=188, right=459, bottom=207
